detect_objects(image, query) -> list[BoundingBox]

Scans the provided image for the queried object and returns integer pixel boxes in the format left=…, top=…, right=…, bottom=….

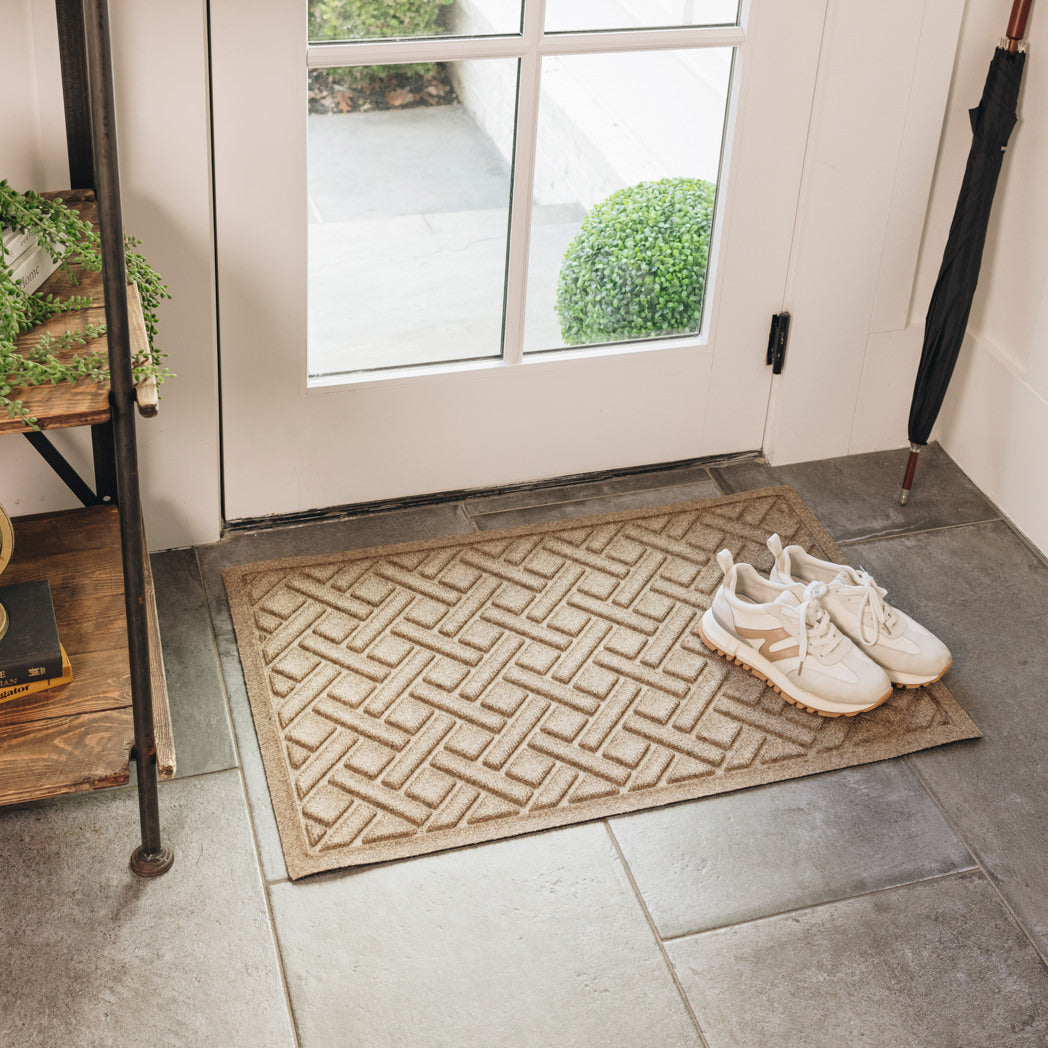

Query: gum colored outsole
left=700, top=636, right=894, bottom=719
left=893, top=660, right=952, bottom=690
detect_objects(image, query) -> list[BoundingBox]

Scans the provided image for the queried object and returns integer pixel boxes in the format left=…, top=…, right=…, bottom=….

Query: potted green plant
left=0, top=180, right=171, bottom=428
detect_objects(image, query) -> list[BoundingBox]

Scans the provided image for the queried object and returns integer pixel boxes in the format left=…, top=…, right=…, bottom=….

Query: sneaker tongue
left=773, top=589, right=801, bottom=607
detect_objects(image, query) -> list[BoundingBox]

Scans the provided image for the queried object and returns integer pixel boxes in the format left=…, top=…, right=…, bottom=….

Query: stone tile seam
left=225, top=756, right=303, bottom=1046
left=903, top=755, right=1048, bottom=972
left=836, top=515, right=1004, bottom=547
left=192, top=548, right=304, bottom=1048
left=191, top=547, right=243, bottom=762
left=462, top=469, right=719, bottom=519
left=603, top=820, right=713, bottom=1048
left=459, top=500, right=482, bottom=532
left=707, top=467, right=740, bottom=495
left=708, top=468, right=735, bottom=496
left=912, top=453, right=1048, bottom=570
left=458, top=502, right=481, bottom=534
left=979, top=501, right=1048, bottom=570
left=657, top=866, right=981, bottom=946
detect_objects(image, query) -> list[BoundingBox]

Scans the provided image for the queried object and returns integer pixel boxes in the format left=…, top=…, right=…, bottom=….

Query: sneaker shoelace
left=795, top=581, right=838, bottom=668
left=831, top=569, right=899, bottom=646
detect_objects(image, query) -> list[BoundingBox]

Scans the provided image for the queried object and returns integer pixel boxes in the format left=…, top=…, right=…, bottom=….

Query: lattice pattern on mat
left=225, top=489, right=978, bottom=876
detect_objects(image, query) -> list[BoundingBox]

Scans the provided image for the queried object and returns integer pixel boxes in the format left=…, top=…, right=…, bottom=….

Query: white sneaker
left=699, top=549, right=893, bottom=717
left=766, top=535, right=952, bottom=688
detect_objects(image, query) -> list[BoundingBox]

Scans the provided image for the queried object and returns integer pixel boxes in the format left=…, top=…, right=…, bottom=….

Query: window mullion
left=305, top=26, right=744, bottom=70
left=307, top=36, right=527, bottom=69
left=501, top=0, right=547, bottom=366
left=538, top=26, right=744, bottom=56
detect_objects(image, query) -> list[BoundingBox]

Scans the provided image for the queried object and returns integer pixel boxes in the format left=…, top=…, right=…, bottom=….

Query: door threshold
left=223, top=450, right=762, bottom=535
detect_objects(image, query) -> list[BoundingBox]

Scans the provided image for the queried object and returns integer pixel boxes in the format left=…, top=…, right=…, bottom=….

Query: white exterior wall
left=450, top=0, right=728, bottom=209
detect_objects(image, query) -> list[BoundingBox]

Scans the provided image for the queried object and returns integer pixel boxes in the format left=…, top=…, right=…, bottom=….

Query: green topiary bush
left=555, top=177, right=717, bottom=346
left=309, top=0, right=454, bottom=86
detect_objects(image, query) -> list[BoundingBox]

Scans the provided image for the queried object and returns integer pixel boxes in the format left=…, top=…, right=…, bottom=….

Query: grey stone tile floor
left=3, top=442, right=1048, bottom=1047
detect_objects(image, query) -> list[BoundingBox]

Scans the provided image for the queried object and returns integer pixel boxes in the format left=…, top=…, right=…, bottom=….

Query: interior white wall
left=763, top=0, right=1048, bottom=558
left=1, top=3, right=55, bottom=190
left=0, top=0, right=220, bottom=551
left=919, top=3, right=1048, bottom=556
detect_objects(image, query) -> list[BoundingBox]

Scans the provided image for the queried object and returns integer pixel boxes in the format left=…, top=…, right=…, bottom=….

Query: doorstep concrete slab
left=609, top=761, right=975, bottom=939
left=151, top=548, right=237, bottom=779
left=848, top=521, right=1048, bottom=955
left=522, top=214, right=585, bottom=353
left=308, top=216, right=507, bottom=373
left=269, top=823, right=703, bottom=1048
left=308, top=209, right=577, bottom=374
left=0, top=772, right=295, bottom=1048
left=667, top=872, right=1048, bottom=1048
left=711, top=444, right=999, bottom=542
left=308, top=105, right=512, bottom=222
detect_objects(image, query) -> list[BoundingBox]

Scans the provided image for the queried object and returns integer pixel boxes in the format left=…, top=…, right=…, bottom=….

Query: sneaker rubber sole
left=887, top=661, right=952, bottom=689
left=698, top=609, right=893, bottom=718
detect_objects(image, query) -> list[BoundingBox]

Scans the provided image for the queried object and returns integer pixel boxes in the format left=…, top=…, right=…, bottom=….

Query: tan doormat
left=224, top=487, right=980, bottom=879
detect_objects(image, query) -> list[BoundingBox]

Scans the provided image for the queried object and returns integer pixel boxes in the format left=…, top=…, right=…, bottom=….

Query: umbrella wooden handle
left=1007, top=0, right=1033, bottom=45
left=900, top=447, right=921, bottom=505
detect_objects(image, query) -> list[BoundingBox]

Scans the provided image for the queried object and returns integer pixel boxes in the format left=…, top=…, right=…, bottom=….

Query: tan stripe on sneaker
left=736, top=624, right=800, bottom=662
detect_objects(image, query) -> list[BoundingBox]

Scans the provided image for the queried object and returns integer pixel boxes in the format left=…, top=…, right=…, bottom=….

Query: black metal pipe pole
left=81, top=0, right=173, bottom=877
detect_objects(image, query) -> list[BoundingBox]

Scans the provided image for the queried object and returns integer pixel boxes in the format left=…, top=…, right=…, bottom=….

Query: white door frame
left=210, top=0, right=828, bottom=521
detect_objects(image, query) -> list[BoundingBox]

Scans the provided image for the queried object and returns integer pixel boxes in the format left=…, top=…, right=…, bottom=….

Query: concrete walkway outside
left=307, top=105, right=583, bottom=375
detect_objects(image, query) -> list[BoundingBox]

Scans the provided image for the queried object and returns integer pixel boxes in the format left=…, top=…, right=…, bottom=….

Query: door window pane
left=545, top=0, right=739, bottom=33
left=308, top=0, right=523, bottom=44
left=523, top=47, right=732, bottom=354
left=308, top=59, right=517, bottom=378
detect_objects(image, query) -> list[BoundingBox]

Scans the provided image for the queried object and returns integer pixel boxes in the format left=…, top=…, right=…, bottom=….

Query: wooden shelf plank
left=0, top=709, right=133, bottom=805
left=0, top=506, right=175, bottom=805
left=145, top=558, right=175, bottom=779
left=0, top=189, right=153, bottom=435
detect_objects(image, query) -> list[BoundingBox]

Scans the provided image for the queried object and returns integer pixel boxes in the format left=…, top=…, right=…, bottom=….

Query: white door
left=211, top=0, right=827, bottom=522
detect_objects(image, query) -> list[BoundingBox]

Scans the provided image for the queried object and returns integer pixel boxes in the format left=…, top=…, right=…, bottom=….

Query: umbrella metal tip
left=899, top=487, right=911, bottom=506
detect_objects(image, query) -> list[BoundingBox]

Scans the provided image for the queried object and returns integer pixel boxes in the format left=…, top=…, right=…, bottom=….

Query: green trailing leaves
left=556, top=177, right=717, bottom=346
left=0, top=180, right=172, bottom=428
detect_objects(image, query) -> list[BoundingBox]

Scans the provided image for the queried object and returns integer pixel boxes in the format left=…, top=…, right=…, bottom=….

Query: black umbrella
left=900, top=0, right=1032, bottom=503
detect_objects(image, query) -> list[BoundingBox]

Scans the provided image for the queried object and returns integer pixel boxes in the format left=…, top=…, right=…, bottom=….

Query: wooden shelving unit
left=0, top=506, right=174, bottom=805
left=0, top=0, right=175, bottom=874
left=0, top=196, right=175, bottom=807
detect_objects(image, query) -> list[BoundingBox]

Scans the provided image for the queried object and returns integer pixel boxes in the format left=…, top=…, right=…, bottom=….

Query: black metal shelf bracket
left=22, top=430, right=105, bottom=506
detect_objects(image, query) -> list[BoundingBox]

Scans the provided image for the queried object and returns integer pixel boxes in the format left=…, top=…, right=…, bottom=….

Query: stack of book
left=0, top=580, right=71, bottom=706
left=1, top=225, right=61, bottom=296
